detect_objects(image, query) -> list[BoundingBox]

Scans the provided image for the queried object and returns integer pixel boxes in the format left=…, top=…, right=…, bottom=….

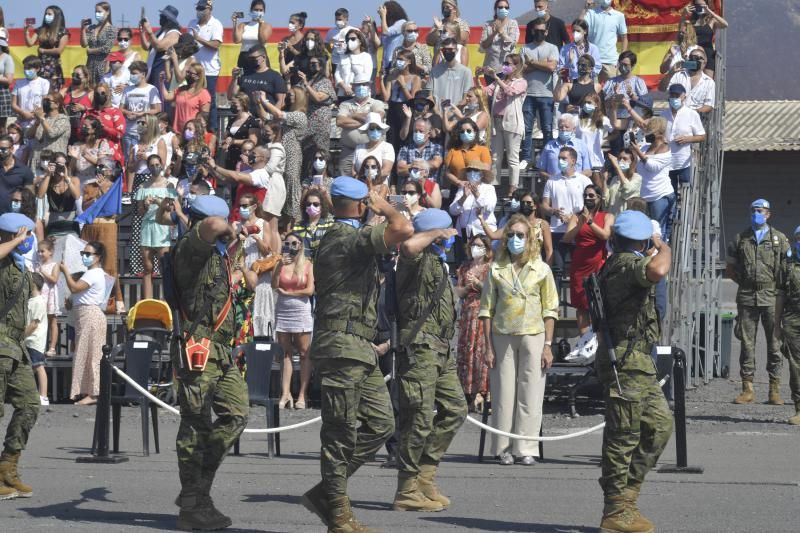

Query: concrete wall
left=720, top=151, right=800, bottom=252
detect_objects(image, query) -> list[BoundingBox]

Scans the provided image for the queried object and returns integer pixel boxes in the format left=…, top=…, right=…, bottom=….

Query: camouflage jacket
left=727, top=226, right=790, bottom=307
left=0, top=257, right=32, bottom=362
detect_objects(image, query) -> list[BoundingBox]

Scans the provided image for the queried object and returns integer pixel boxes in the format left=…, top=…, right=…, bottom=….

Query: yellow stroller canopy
left=126, top=299, right=173, bottom=332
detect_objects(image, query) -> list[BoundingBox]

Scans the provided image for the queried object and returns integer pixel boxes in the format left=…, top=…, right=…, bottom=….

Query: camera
left=81, top=18, right=92, bottom=26
left=682, top=60, right=699, bottom=71
left=233, top=11, right=245, bottom=19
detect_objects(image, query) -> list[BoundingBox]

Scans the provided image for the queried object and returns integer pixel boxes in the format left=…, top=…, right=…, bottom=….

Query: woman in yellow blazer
left=479, top=213, right=559, bottom=466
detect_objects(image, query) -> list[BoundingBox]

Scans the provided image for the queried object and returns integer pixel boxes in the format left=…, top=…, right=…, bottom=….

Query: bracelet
left=544, top=340, right=552, bottom=346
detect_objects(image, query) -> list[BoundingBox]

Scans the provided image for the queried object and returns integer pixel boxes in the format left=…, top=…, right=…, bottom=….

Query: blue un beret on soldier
left=330, top=176, right=369, bottom=200
left=0, top=213, right=35, bottom=233
left=189, top=195, right=230, bottom=219
left=751, top=198, right=770, bottom=209
left=612, top=211, right=653, bottom=241
left=413, top=208, right=453, bottom=233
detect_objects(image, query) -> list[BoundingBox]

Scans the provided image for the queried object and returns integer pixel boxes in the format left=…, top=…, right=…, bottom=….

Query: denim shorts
left=28, top=348, right=45, bottom=368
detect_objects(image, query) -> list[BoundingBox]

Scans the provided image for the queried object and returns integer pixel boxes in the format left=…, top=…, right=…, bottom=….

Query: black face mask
left=42, top=100, right=53, bottom=113
left=247, top=153, right=257, bottom=165
left=80, top=126, right=91, bottom=137
left=186, top=75, right=197, bottom=84
left=578, top=65, right=592, bottom=75
left=645, top=133, right=656, bottom=144
left=309, top=64, right=321, bottom=74
left=149, top=165, right=162, bottom=175
left=442, top=7, right=452, bottom=18
left=72, top=75, right=82, bottom=85
left=533, top=30, right=546, bottom=43
left=94, top=92, right=107, bottom=106
left=677, top=32, right=686, bottom=41
left=414, top=103, right=427, bottom=113
left=520, top=204, right=534, bottom=216
left=584, top=199, right=597, bottom=210
left=0, top=148, right=10, bottom=160
left=442, top=50, right=456, bottom=63
left=159, top=16, right=169, bottom=27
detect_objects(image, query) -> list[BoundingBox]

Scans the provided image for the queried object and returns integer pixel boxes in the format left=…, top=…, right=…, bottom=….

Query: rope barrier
left=464, top=416, right=606, bottom=441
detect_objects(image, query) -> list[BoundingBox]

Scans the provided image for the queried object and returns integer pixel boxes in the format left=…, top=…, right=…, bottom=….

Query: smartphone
left=441, top=99, right=451, bottom=109
left=82, top=18, right=92, bottom=26
left=233, top=11, right=245, bottom=19
left=682, top=60, right=699, bottom=71
left=623, top=131, right=631, bottom=148
left=387, top=194, right=404, bottom=205
left=312, top=176, right=323, bottom=186
left=559, top=68, right=570, bottom=82
left=140, top=7, right=145, bottom=22
left=25, top=17, right=36, bottom=27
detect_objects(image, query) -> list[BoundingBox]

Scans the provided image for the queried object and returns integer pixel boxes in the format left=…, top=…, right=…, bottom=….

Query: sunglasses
left=79, top=251, right=96, bottom=258
left=136, top=120, right=146, bottom=126
left=118, top=38, right=130, bottom=42
left=96, top=92, right=108, bottom=97
left=584, top=194, right=597, bottom=199
left=368, top=126, right=383, bottom=132
left=284, top=241, right=302, bottom=248
left=347, top=37, right=359, bottom=42
left=306, top=201, right=321, bottom=207
left=502, top=62, right=511, bottom=67
left=460, top=129, right=474, bottom=134
left=689, top=56, right=703, bottom=62
left=402, top=191, right=417, bottom=195
left=239, top=203, right=253, bottom=208
left=507, top=231, right=526, bottom=240
left=521, top=201, right=534, bottom=206
left=364, top=165, right=379, bottom=170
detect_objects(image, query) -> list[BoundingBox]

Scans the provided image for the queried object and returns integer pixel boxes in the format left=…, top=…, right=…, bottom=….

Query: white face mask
left=404, top=192, right=418, bottom=206
left=118, top=40, right=130, bottom=50
left=367, top=167, right=379, bottom=179
left=306, top=40, right=316, bottom=51
left=347, top=39, right=360, bottom=52
left=471, top=245, right=486, bottom=259
left=573, top=30, right=584, bottom=43
left=336, top=20, right=346, bottom=29
left=288, top=22, right=297, bottom=33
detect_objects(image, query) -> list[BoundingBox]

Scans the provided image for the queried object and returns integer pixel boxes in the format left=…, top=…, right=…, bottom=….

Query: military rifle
left=585, top=272, right=623, bottom=395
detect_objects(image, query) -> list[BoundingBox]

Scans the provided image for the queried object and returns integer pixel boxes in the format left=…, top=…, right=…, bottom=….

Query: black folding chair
left=232, top=335, right=282, bottom=457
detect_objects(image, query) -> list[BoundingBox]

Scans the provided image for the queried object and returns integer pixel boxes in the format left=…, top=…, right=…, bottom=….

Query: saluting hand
left=366, top=190, right=392, bottom=216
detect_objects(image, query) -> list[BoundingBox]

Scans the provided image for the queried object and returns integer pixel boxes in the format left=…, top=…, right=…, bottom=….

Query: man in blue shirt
left=581, top=0, right=628, bottom=81
left=536, top=114, right=592, bottom=178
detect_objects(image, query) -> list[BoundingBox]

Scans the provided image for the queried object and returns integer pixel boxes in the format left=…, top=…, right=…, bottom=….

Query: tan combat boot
left=789, top=403, right=800, bottom=425
left=733, top=379, right=754, bottom=404
left=417, top=464, right=450, bottom=508
left=768, top=380, right=784, bottom=405
left=0, top=452, right=32, bottom=498
left=302, top=482, right=330, bottom=527
left=621, top=483, right=654, bottom=532
left=327, top=495, right=382, bottom=533
left=0, top=483, right=18, bottom=501
left=600, top=495, right=655, bottom=533
left=176, top=493, right=233, bottom=531
left=392, top=471, right=444, bottom=512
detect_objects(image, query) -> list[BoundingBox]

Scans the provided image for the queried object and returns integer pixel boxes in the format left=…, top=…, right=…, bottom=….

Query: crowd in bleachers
left=0, top=0, right=727, bottom=441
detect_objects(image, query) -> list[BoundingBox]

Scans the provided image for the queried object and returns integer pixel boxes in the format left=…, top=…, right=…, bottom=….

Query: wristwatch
left=544, top=340, right=552, bottom=346
left=587, top=218, right=593, bottom=226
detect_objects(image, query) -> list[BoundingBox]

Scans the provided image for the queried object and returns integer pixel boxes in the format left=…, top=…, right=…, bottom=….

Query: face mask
left=752, top=212, right=767, bottom=227
left=404, top=192, right=418, bottom=205
left=442, top=7, right=452, bottom=18
left=111, top=62, right=122, bottom=72
left=336, top=20, right=346, bottom=29
left=367, top=167, right=379, bottom=179
left=306, top=40, right=316, bottom=51
left=578, top=64, right=592, bottom=76
left=347, top=39, right=360, bottom=52
left=44, top=14, right=55, bottom=24
left=574, top=30, right=584, bottom=43
left=82, top=254, right=95, bottom=268
left=558, top=130, right=574, bottom=143
left=466, top=170, right=482, bottom=183
left=669, top=97, right=683, bottom=110
left=185, top=74, right=197, bottom=85
left=309, top=63, right=321, bottom=74
left=247, top=153, right=257, bottom=165
left=582, top=103, right=596, bottom=115
left=584, top=198, right=597, bottom=210
left=10, top=201, right=22, bottom=212
left=618, top=161, right=630, bottom=172
left=288, top=23, right=297, bottom=33
left=520, top=204, right=534, bottom=216
left=72, top=75, right=82, bottom=85
left=533, top=30, right=546, bottom=43
left=94, top=92, right=107, bottom=106
left=619, top=64, right=632, bottom=76
left=405, top=31, right=418, bottom=42
left=367, top=129, right=383, bottom=141
left=409, top=168, right=422, bottom=180
left=95, top=11, right=105, bottom=23
left=239, top=207, right=251, bottom=219
left=645, top=133, right=656, bottom=144
left=442, top=50, right=457, bottom=63
left=354, top=85, right=370, bottom=99
left=252, top=11, right=264, bottom=21
left=149, top=165, right=162, bottom=176
left=677, top=31, right=686, bottom=42
left=16, top=235, right=35, bottom=255
left=0, top=148, right=11, bottom=160
left=130, top=73, right=141, bottom=85
left=471, top=245, right=486, bottom=259
left=460, top=131, right=476, bottom=143
left=509, top=198, right=520, bottom=212
left=501, top=64, right=514, bottom=75
left=185, top=165, right=198, bottom=178
left=306, top=204, right=322, bottom=217
left=313, top=158, right=327, bottom=171
left=558, top=158, right=569, bottom=172
left=507, top=235, right=526, bottom=255
left=599, top=0, right=612, bottom=8
left=536, top=9, right=547, bottom=17
left=413, top=131, right=426, bottom=145
left=184, top=130, right=195, bottom=141
left=496, top=7, right=510, bottom=19
left=24, top=69, right=36, bottom=80
left=395, top=60, right=407, bottom=70
left=185, top=193, right=197, bottom=208
left=414, top=103, right=427, bottom=113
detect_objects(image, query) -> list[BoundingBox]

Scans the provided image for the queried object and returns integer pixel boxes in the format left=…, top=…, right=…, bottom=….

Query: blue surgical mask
left=507, top=235, right=526, bottom=255
left=354, top=85, right=370, bottom=99
left=405, top=31, right=418, bottom=43
left=395, top=60, right=407, bottom=70
left=409, top=168, right=422, bottom=180
left=752, top=211, right=767, bottom=227
left=509, top=198, right=520, bottom=212
left=44, top=14, right=55, bottom=24
left=313, top=158, right=327, bottom=171
left=10, top=201, right=22, bottom=212
left=24, top=69, right=36, bottom=80
left=239, top=207, right=251, bottom=220
left=81, top=254, right=94, bottom=268
left=558, top=158, right=569, bottom=172
left=367, top=129, right=383, bottom=141
left=496, top=7, right=510, bottom=19
left=130, top=74, right=141, bottom=85
left=460, top=131, right=476, bottom=143
left=536, top=9, right=547, bottom=17
left=251, top=11, right=264, bottom=21
left=16, top=235, right=35, bottom=254
left=467, top=170, right=482, bottom=183
left=618, top=161, right=630, bottom=172
left=95, top=11, right=105, bottom=23
left=413, top=131, right=426, bottom=145
left=669, top=97, right=683, bottom=110
left=582, top=103, right=596, bottom=115
left=558, top=130, right=574, bottom=143
left=186, top=193, right=197, bottom=207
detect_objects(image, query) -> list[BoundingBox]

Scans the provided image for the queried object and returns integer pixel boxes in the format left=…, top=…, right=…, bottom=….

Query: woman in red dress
left=563, top=184, right=614, bottom=358
left=455, top=233, right=493, bottom=412
left=80, top=81, right=125, bottom=181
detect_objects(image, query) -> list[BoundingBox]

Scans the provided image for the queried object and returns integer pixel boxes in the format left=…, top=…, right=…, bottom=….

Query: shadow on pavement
left=688, top=414, right=787, bottom=425
left=421, top=516, right=594, bottom=532
left=20, top=487, right=276, bottom=532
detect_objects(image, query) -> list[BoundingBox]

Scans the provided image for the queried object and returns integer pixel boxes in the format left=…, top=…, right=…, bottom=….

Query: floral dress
left=307, top=77, right=336, bottom=153
left=85, top=24, right=116, bottom=85
left=456, top=259, right=491, bottom=397
left=38, top=29, right=69, bottom=90
left=281, top=111, right=309, bottom=221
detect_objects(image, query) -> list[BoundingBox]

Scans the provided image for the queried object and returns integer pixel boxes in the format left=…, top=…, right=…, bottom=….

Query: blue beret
left=751, top=198, right=770, bottom=209
left=189, top=195, right=229, bottom=219
left=613, top=211, right=653, bottom=241
left=0, top=213, right=35, bottom=233
left=413, top=208, right=452, bottom=233
left=330, top=176, right=368, bottom=200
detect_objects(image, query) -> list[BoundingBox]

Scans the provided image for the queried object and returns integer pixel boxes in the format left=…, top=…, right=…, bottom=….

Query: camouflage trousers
left=737, top=304, right=783, bottom=381
left=0, top=355, right=39, bottom=453
left=397, top=343, right=467, bottom=473
left=781, top=320, right=800, bottom=407
left=316, top=358, right=394, bottom=501
left=599, top=370, right=673, bottom=497
left=175, top=346, right=249, bottom=498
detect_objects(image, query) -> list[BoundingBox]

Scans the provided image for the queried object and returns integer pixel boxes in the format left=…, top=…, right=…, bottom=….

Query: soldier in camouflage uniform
left=776, top=225, right=800, bottom=425
left=171, top=196, right=249, bottom=531
left=596, top=210, right=673, bottom=533
left=393, top=209, right=467, bottom=512
left=303, top=177, right=413, bottom=533
left=0, top=213, right=39, bottom=501
left=726, top=199, right=790, bottom=405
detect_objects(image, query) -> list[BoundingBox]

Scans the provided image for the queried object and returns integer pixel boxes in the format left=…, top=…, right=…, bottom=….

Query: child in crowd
left=10, top=55, right=50, bottom=130
left=25, top=273, right=49, bottom=406
left=36, top=238, right=60, bottom=356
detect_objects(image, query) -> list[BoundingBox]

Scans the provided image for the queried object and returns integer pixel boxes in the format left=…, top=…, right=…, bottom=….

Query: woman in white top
left=603, top=149, right=642, bottom=216
left=61, top=240, right=109, bottom=405
left=236, top=192, right=275, bottom=338
left=574, top=93, right=613, bottom=168
left=449, top=160, right=497, bottom=265
left=630, top=117, right=675, bottom=242
left=233, top=1, right=272, bottom=74
left=156, top=112, right=176, bottom=177
left=335, top=29, right=373, bottom=98
left=351, top=112, right=395, bottom=184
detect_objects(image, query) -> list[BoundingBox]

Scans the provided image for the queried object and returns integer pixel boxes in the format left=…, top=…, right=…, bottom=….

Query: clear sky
left=2, top=1, right=523, bottom=29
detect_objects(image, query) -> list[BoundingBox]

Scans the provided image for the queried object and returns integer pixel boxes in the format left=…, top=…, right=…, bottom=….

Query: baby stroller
left=125, top=299, right=175, bottom=405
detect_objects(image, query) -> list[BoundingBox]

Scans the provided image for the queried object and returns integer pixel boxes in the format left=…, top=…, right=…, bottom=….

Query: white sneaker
left=564, top=330, right=594, bottom=364
left=519, top=160, right=528, bottom=172
left=40, top=396, right=50, bottom=406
